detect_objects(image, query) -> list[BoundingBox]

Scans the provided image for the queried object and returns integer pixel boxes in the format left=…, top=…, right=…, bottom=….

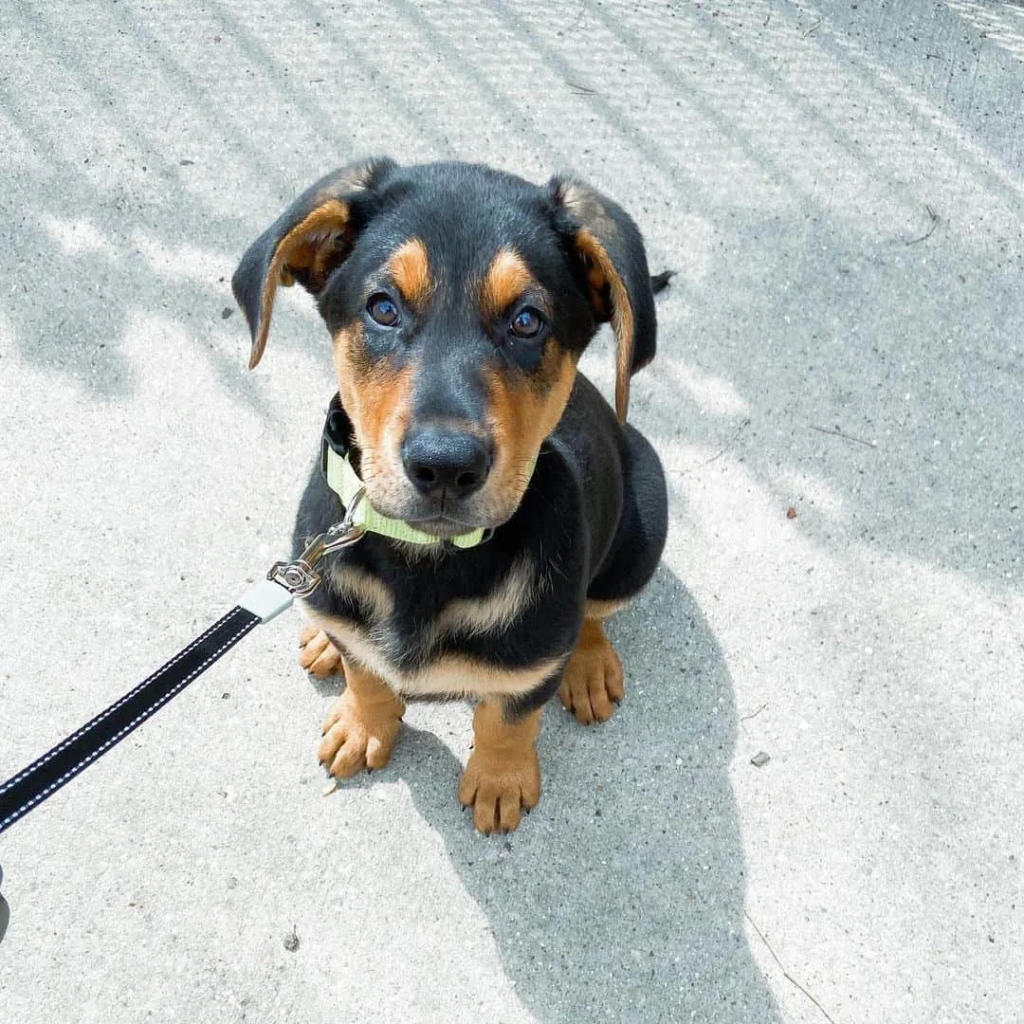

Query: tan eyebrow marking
left=481, top=247, right=536, bottom=318
left=386, top=237, right=433, bottom=307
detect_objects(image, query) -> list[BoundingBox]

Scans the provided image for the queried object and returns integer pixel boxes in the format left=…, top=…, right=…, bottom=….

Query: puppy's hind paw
left=558, top=619, right=624, bottom=725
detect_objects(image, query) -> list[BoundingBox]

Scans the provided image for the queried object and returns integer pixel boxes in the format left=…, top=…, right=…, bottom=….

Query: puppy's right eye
left=367, top=293, right=400, bottom=327
left=509, top=306, right=545, bottom=339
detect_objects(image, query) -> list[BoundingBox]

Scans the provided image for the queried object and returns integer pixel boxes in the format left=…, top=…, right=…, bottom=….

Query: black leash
left=0, top=484, right=367, bottom=943
left=0, top=605, right=261, bottom=837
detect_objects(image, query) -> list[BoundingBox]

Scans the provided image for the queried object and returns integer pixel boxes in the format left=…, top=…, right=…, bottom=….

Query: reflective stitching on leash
left=0, top=613, right=258, bottom=831
left=0, top=610, right=240, bottom=797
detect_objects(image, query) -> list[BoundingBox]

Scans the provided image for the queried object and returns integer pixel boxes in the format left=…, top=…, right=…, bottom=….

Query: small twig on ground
left=740, top=702, right=769, bottom=722
left=905, top=204, right=940, bottom=245
left=745, top=911, right=839, bottom=1024
left=566, top=81, right=597, bottom=95
left=701, top=416, right=752, bottom=467
left=810, top=424, right=877, bottom=449
left=803, top=18, right=823, bottom=37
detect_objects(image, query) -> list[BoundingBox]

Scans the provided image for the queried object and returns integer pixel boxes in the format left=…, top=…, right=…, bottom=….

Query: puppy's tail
left=650, top=270, right=675, bottom=295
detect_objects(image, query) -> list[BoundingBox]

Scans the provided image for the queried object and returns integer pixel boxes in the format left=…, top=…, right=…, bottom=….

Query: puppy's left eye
left=509, top=307, right=546, bottom=340
left=367, top=293, right=401, bottom=327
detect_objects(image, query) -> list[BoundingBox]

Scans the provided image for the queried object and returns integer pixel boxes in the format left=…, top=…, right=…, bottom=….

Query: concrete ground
left=1, top=1, right=1021, bottom=1021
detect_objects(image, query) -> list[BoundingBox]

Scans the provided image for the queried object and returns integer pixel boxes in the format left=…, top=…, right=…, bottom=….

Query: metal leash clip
left=267, top=489, right=366, bottom=597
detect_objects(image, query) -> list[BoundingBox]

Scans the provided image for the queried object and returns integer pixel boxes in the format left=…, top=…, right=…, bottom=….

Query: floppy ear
left=232, top=157, right=396, bottom=369
left=549, top=177, right=656, bottom=422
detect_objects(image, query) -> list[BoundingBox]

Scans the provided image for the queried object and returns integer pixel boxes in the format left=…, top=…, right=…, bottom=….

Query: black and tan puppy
left=233, top=159, right=668, bottom=832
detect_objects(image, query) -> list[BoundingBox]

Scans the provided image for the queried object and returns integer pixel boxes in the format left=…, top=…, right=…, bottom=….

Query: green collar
left=323, top=445, right=489, bottom=549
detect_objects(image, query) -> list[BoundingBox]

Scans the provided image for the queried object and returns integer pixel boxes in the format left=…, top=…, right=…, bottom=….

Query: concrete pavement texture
left=1, top=1, right=1021, bottom=1021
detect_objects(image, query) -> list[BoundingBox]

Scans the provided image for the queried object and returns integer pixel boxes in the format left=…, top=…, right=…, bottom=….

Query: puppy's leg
left=298, top=625, right=344, bottom=678
left=458, top=701, right=542, bottom=834
left=561, top=423, right=667, bottom=725
left=558, top=615, right=625, bottom=725
left=318, top=658, right=405, bottom=778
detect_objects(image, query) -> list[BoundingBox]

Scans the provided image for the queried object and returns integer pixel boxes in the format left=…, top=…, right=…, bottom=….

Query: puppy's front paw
left=458, top=747, right=541, bottom=834
left=558, top=620, right=624, bottom=725
left=318, top=688, right=402, bottom=779
left=299, top=626, right=344, bottom=678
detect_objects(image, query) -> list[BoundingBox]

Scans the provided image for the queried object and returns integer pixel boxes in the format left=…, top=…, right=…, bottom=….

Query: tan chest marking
left=432, top=553, right=537, bottom=638
left=326, top=562, right=394, bottom=620
left=305, top=608, right=562, bottom=698
left=305, top=555, right=556, bottom=698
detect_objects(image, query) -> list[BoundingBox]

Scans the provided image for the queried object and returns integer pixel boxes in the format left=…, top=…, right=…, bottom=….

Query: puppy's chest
left=310, top=553, right=553, bottom=698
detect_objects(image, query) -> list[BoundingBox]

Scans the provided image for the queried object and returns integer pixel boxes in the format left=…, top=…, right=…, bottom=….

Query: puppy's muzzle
left=401, top=426, right=493, bottom=500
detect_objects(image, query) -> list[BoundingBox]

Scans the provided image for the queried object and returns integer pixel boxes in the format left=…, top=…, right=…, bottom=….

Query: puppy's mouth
left=363, top=475, right=526, bottom=537
left=380, top=500, right=495, bottom=538
left=404, top=513, right=482, bottom=539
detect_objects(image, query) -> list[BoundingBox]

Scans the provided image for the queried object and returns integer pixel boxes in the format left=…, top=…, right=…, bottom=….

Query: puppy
left=233, top=159, right=668, bottom=832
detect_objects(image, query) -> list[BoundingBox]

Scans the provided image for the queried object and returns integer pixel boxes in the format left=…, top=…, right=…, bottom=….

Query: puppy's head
left=233, top=159, right=656, bottom=536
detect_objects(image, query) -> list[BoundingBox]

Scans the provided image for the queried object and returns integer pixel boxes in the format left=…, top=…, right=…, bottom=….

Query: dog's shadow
left=334, top=565, right=781, bottom=1023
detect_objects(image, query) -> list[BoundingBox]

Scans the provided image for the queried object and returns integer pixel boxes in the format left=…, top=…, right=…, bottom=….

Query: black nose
left=402, top=427, right=492, bottom=499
